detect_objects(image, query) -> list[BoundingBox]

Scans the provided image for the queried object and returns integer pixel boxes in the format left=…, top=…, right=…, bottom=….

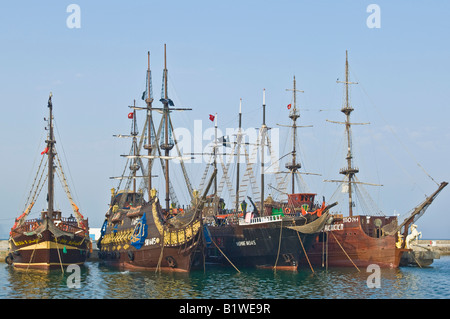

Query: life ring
left=284, top=207, right=291, bottom=214
left=166, top=256, right=177, bottom=268
left=128, top=251, right=135, bottom=261
left=5, top=253, right=13, bottom=265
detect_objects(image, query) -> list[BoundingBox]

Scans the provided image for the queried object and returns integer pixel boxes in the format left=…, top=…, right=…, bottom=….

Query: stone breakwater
left=416, top=240, right=450, bottom=255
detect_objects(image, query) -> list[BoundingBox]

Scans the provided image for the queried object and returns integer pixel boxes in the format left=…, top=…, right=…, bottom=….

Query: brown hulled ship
left=303, top=51, right=447, bottom=269
left=7, top=93, right=91, bottom=271
left=97, top=46, right=214, bottom=272
left=204, top=81, right=336, bottom=271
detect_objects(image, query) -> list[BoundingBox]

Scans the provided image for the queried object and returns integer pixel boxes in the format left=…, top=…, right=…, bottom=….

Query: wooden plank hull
left=99, top=197, right=204, bottom=273
left=302, top=215, right=408, bottom=268
left=99, top=244, right=203, bottom=272
left=8, top=230, right=90, bottom=270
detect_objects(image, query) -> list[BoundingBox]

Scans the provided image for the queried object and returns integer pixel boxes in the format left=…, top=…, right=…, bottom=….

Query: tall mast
left=235, top=99, right=242, bottom=212
left=144, top=51, right=154, bottom=199
left=260, top=89, right=266, bottom=214
left=131, top=100, right=138, bottom=193
left=214, top=113, right=218, bottom=196
left=46, top=93, right=55, bottom=216
left=285, top=76, right=303, bottom=194
left=161, top=44, right=173, bottom=211
left=337, top=50, right=359, bottom=216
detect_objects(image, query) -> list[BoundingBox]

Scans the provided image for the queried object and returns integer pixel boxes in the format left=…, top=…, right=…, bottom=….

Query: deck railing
left=238, top=214, right=282, bottom=226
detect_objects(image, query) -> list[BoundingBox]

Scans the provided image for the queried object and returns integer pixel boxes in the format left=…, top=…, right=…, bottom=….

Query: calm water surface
left=1, top=256, right=449, bottom=299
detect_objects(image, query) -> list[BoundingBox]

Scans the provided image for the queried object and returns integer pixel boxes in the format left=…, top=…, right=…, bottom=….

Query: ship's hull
left=8, top=230, right=89, bottom=270
left=206, top=217, right=317, bottom=270
left=303, top=215, right=408, bottom=268
left=99, top=197, right=204, bottom=272
left=99, top=243, right=203, bottom=272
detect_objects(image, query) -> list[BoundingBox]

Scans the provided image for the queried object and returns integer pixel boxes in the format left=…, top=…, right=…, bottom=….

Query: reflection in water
left=3, top=264, right=92, bottom=299
left=1, top=256, right=449, bottom=299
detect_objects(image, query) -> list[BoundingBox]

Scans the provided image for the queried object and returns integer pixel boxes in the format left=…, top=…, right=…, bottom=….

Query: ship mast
left=144, top=51, right=154, bottom=200
left=131, top=100, right=139, bottom=194
left=285, top=76, right=304, bottom=194
left=235, top=99, right=242, bottom=212
left=160, top=44, right=174, bottom=211
left=260, top=89, right=266, bottom=213
left=337, top=51, right=359, bottom=216
left=325, top=51, right=381, bottom=216
left=46, top=93, right=55, bottom=216
left=214, top=113, right=218, bottom=196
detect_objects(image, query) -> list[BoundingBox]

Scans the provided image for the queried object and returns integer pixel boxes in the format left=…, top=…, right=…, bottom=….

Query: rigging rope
left=349, top=65, right=439, bottom=187
left=54, top=120, right=81, bottom=204
left=23, top=154, right=47, bottom=210
left=54, top=151, right=85, bottom=229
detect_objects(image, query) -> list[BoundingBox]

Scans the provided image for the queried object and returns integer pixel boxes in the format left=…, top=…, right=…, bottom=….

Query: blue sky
left=0, top=1, right=449, bottom=239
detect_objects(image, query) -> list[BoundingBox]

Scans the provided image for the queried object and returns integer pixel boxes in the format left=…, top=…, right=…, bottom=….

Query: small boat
left=7, top=93, right=91, bottom=271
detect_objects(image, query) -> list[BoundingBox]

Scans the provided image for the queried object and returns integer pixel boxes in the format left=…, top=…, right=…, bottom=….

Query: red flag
left=209, top=114, right=215, bottom=122
left=287, top=104, right=292, bottom=110
left=41, top=146, right=49, bottom=155
left=128, top=112, right=134, bottom=119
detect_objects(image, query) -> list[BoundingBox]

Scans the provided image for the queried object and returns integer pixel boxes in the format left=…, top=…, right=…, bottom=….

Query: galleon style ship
left=302, top=51, right=447, bottom=269
left=97, top=46, right=215, bottom=272
left=7, top=93, right=91, bottom=271
left=203, top=80, right=336, bottom=271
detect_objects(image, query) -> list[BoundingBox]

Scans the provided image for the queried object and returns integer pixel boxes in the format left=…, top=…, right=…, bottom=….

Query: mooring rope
left=155, top=229, right=165, bottom=273
left=273, top=218, right=283, bottom=271
left=26, top=242, right=39, bottom=273
left=55, top=237, right=64, bottom=274
left=210, top=237, right=240, bottom=273
left=330, top=231, right=360, bottom=272
left=296, top=230, right=314, bottom=274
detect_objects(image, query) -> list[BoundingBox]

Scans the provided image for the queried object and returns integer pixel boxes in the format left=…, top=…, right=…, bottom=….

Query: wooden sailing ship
left=302, top=51, right=447, bottom=269
left=204, top=82, right=336, bottom=271
left=7, top=93, right=91, bottom=271
left=97, top=46, right=215, bottom=272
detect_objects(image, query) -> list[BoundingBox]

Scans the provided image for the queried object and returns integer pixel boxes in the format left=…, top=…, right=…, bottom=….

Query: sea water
left=0, top=256, right=449, bottom=299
